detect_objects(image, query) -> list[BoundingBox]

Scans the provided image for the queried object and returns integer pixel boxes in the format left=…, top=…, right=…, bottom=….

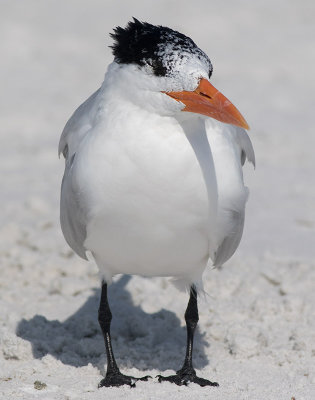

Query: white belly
left=76, top=115, right=210, bottom=283
left=69, top=111, right=248, bottom=285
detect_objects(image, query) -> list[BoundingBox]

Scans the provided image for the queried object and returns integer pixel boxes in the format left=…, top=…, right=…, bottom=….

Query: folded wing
left=59, top=89, right=101, bottom=259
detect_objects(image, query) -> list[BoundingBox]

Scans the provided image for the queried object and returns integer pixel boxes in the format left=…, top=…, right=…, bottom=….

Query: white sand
left=1, top=1, right=314, bottom=399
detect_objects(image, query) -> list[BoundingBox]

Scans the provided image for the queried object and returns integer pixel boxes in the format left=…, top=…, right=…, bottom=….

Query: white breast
left=73, top=103, right=209, bottom=284
left=61, top=85, right=254, bottom=288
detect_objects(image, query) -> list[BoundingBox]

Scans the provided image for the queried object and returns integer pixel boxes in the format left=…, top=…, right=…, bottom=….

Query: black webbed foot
left=98, top=370, right=151, bottom=388
left=157, top=366, right=219, bottom=387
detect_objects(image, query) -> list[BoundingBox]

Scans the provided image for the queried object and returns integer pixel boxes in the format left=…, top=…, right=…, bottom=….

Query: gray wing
left=59, top=88, right=101, bottom=259
left=213, top=209, right=245, bottom=266
left=233, top=126, right=255, bottom=168
left=213, top=126, right=255, bottom=267
left=59, top=88, right=101, bottom=159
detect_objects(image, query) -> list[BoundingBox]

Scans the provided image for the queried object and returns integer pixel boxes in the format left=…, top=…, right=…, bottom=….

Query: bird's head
left=108, top=18, right=249, bottom=129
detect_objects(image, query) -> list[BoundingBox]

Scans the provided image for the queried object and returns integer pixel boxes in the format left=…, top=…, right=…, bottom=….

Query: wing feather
left=59, top=88, right=101, bottom=159
left=59, top=88, right=101, bottom=259
left=208, top=124, right=255, bottom=267
left=232, top=126, right=256, bottom=167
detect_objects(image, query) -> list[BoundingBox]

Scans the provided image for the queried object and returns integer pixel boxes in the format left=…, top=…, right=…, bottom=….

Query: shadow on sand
left=16, top=275, right=209, bottom=374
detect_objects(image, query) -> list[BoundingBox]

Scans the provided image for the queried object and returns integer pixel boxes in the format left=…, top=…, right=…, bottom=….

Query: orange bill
left=164, top=78, right=249, bottom=130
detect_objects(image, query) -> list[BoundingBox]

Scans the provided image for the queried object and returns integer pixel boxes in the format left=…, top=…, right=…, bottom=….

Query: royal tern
left=59, top=18, right=255, bottom=388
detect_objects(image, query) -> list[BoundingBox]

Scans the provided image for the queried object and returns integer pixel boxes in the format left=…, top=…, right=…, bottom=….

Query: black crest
left=110, top=18, right=212, bottom=78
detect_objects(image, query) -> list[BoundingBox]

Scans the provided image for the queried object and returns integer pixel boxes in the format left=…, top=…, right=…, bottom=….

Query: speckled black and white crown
left=110, top=18, right=213, bottom=78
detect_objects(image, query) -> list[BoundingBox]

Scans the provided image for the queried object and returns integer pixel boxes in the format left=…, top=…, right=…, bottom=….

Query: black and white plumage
left=110, top=18, right=213, bottom=79
left=59, top=19, right=254, bottom=388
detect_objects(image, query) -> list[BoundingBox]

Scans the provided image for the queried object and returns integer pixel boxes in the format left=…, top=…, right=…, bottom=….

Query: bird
left=59, top=18, right=255, bottom=388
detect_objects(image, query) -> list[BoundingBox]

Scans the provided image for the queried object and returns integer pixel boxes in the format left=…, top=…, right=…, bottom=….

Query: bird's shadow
left=16, top=275, right=209, bottom=374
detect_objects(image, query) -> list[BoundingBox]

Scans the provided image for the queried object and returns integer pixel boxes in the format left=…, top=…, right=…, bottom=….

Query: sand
left=1, top=1, right=314, bottom=399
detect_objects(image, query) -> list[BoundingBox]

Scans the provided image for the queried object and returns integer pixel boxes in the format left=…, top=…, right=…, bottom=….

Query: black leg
left=98, top=281, right=150, bottom=388
left=158, top=286, right=219, bottom=387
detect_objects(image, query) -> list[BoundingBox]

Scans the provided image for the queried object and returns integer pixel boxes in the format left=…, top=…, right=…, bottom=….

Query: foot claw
left=138, top=375, right=152, bottom=382
left=98, top=372, right=151, bottom=388
left=157, top=367, right=219, bottom=387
